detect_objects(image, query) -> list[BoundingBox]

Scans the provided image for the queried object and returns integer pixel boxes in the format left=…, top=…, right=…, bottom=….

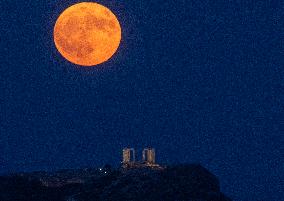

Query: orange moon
left=53, top=2, right=121, bottom=66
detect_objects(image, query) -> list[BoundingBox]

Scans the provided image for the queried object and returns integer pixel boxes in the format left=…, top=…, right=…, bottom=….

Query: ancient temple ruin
left=122, top=148, right=135, bottom=164
left=122, top=147, right=163, bottom=169
left=142, top=148, right=155, bottom=164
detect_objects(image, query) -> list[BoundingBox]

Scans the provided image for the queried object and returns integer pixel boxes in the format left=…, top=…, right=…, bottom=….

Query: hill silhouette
left=0, top=164, right=232, bottom=201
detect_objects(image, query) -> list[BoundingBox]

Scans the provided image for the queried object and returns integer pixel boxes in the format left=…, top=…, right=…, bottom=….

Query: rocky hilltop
left=0, top=164, right=232, bottom=201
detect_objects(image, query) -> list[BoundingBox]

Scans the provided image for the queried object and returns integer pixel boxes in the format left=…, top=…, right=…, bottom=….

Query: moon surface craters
left=54, top=2, right=121, bottom=66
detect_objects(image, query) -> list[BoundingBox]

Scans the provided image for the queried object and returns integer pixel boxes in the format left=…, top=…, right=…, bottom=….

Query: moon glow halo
left=53, top=2, right=121, bottom=66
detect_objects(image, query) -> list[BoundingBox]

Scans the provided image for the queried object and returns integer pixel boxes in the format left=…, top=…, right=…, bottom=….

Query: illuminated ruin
left=142, top=148, right=155, bottom=164
left=122, top=148, right=135, bottom=164
left=122, top=147, right=163, bottom=169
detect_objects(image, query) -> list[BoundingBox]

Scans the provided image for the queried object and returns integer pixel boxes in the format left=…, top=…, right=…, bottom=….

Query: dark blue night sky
left=1, top=0, right=283, bottom=200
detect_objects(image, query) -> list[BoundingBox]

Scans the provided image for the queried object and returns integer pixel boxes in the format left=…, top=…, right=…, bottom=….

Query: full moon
left=54, top=2, right=121, bottom=66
